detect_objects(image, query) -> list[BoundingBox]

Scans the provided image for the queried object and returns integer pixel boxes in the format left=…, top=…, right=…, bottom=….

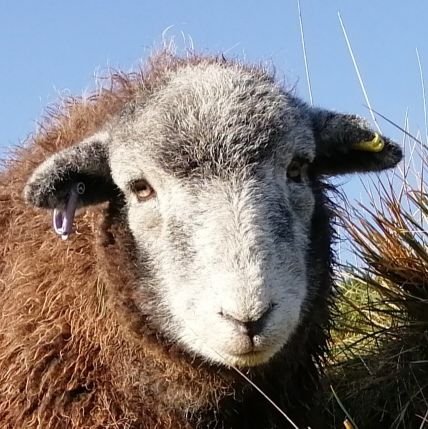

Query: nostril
left=219, top=303, right=276, bottom=338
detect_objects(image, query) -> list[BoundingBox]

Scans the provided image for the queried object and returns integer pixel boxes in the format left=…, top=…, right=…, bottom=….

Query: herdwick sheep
left=0, top=52, right=402, bottom=429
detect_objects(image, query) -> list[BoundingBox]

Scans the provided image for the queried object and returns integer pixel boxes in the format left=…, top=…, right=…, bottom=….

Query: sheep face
left=108, top=64, right=316, bottom=367
left=121, top=173, right=313, bottom=367
left=24, top=58, right=403, bottom=368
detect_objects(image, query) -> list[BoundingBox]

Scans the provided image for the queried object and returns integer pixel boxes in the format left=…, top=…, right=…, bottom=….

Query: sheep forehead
left=111, top=62, right=315, bottom=181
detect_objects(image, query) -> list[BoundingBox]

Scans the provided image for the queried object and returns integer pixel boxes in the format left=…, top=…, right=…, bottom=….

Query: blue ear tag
left=52, top=182, right=85, bottom=240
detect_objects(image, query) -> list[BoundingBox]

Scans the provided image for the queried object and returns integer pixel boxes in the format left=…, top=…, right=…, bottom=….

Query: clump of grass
left=331, top=277, right=394, bottom=361
left=328, top=136, right=428, bottom=428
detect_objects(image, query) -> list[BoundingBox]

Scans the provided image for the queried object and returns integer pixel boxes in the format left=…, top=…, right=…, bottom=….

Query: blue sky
left=1, top=1, right=426, bottom=151
left=1, top=1, right=427, bottom=261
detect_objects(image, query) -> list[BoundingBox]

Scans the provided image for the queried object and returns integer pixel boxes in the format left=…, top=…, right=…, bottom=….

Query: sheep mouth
left=219, top=346, right=277, bottom=367
left=226, top=351, right=274, bottom=367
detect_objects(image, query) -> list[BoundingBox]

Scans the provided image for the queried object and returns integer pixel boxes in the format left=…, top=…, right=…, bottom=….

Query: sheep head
left=24, top=60, right=402, bottom=368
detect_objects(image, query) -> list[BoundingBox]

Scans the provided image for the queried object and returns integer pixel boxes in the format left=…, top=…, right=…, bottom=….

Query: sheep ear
left=309, top=108, right=403, bottom=176
left=24, top=131, right=115, bottom=209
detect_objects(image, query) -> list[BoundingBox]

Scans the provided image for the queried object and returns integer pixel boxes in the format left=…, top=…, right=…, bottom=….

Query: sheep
left=0, top=52, right=402, bottom=429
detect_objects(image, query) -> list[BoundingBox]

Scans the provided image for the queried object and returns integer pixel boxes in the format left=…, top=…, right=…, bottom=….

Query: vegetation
left=328, top=135, right=428, bottom=428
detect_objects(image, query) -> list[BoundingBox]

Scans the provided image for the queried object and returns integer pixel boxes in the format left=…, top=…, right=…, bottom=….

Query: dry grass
left=327, top=133, right=428, bottom=428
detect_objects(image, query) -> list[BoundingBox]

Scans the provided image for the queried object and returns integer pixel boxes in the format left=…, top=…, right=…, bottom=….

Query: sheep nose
left=220, top=304, right=275, bottom=338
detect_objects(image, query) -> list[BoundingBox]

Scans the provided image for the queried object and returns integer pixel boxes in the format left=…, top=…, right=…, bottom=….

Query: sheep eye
left=131, top=179, right=155, bottom=202
left=287, top=159, right=307, bottom=183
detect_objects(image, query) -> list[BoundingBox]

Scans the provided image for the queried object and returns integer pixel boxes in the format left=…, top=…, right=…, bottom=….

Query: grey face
left=109, top=64, right=316, bottom=366
left=113, top=163, right=315, bottom=367
left=24, top=58, right=402, bottom=368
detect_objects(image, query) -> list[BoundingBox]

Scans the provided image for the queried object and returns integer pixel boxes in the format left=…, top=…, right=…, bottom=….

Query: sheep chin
left=213, top=349, right=278, bottom=368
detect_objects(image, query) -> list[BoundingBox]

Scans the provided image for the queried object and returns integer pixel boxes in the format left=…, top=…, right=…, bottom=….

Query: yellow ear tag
left=352, top=133, right=385, bottom=152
